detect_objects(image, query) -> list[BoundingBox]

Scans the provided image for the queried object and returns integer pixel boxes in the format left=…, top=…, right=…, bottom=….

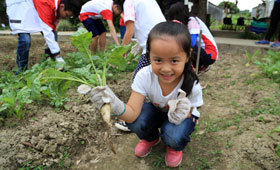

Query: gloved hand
left=130, top=43, right=142, bottom=56
left=89, top=86, right=126, bottom=116
left=167, top=89, right=191, bottom=125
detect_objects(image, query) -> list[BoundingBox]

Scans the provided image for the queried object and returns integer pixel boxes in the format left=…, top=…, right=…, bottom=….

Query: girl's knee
left=127, top=120, right=148, bottom=133
left=162, top=133, right=190, bottom=149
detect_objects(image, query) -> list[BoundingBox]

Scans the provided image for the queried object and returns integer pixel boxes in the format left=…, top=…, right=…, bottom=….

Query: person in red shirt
left=79, top=0, right=121, bottom=54
left=6, top=0, right=82, bottom=73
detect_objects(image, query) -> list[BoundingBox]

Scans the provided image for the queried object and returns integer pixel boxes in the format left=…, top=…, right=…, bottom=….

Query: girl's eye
left=154, top=59, right=161, bottom=63
left=171, top=60, right=178, bottom=63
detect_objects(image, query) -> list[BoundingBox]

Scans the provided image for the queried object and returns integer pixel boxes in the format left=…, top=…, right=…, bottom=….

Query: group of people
left=6, top=0, right=219, bottom=168
left=256, top=0, right=280, bottom=47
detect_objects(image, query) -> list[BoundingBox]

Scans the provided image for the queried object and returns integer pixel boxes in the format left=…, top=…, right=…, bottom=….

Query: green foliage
left=255, top=50, right=280, bottom=83
left=18, top=161, right=46, bottom=170
left=218, top=1, right=239, bottom=14
left=0, top=28, right=138, bottom=119
left=57, top=19, right=77, bottom=31
left=271, top=126, right=280, bottom=133
left=276, top=144, right=280, bottom=158
left=0, top=58, right=71, bottom=117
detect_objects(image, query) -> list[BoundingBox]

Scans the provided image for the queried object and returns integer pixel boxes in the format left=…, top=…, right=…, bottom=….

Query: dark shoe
left=115, top=121, right=131, bottom=132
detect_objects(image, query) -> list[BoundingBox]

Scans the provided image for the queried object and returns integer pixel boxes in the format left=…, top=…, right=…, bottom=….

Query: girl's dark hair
left=113, top=0, right=125, bottom=13
left=146, top=21, right=199, bottom=97
left=60, top=0, right=83, bottom=17
left=167, top=2, right=190, bottom=25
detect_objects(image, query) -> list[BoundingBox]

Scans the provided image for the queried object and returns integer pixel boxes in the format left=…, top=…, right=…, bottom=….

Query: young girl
left=89, top=21, right=203, bottom=168
left=167, top=2, right=218, bottom=75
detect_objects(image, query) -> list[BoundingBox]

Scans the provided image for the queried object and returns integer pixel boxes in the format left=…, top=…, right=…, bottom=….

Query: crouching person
left=88, top=22, right=203, bottom=167
left=6, top=0, right=82, bottom=73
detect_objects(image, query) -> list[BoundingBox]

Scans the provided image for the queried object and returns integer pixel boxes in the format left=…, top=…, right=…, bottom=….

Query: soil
left=0, top=35, right=279, bottom=170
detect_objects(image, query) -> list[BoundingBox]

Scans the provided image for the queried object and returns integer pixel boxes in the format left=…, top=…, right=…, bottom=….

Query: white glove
left=130, top=43, right=142, bottom=56
left=168, top=89, right=191, bottom=125
left=89, top=86, right=126, bottom=116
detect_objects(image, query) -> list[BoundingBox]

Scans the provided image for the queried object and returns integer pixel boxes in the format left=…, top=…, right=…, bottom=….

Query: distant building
left=251, top=0, right=274, bottom=19
left=207, top=1, right=224, bottom=21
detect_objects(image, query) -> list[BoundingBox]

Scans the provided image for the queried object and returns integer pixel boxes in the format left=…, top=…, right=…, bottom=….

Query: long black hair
left=146, top=21, right=199, bottom=97
left=113, top=0, right=125, bottom=13
left=167, top=2, right=190, bottom=25
left=61, top=0, right=83, bottom=17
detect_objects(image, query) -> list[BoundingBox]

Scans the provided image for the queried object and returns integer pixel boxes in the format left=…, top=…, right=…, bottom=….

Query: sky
left=209, top=0, right=264, bottom=11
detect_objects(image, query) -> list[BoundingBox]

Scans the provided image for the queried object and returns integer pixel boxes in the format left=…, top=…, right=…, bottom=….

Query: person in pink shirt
left=80, top=0, right=122, bottom=54
left=167, top=2, right=218, bottom=75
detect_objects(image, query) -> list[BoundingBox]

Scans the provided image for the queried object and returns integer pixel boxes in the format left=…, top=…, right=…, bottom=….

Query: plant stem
left=41, top=77, right=95, bottom=88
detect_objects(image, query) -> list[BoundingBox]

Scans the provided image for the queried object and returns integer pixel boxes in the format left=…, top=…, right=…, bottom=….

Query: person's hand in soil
left=89, top=86, right=126, bottom=116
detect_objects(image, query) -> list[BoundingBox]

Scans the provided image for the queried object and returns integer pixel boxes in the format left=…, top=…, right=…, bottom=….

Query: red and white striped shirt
left=80, top=0, right=113, bottom=21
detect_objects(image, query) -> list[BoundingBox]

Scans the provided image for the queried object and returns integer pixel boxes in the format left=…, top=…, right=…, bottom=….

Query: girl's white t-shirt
left=131, top=65, right=203, bottom=117
left=123, top=0, right=166, bottom=54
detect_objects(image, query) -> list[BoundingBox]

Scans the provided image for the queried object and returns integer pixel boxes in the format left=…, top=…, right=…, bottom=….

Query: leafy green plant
left=276, top=144, right=280, bottom=158
left=41, top=28, right=131, bottom=88
left=271, top=126, right=280, bottom=133
left=255, top=50, right=280, bottom=83
left=18, top=161, right=46, bottom=170
left=245, top=50, right=260, bottom=67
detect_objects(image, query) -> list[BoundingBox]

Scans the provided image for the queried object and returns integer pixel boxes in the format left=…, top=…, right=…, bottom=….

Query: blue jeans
left=127, top=103, right=198, bottom=151
left=120, top=25, right=126, bottom=39
left=16, top=33, right=31, bottom=72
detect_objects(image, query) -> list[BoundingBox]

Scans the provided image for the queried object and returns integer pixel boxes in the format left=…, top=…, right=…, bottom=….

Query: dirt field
left=0, top=35, right=279, bottom=170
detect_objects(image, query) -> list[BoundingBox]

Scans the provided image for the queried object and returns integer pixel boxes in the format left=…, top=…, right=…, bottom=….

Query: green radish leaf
left=108, top=45, right=131, bottom=71
left=70, top=30, right=92, bottom=54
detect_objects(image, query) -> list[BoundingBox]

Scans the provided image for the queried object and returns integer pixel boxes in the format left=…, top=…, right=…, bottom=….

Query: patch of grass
left=276, top=144, right=280, bottom=158
left=250, top=98, right=280, bottom=116
left=256, top=134, right=263, bottom=138
left=18, top=161, right=46, bottom=170
left=198, top=157, right=211, bottom=170
left=150, top=154, right=165, bottom=169
left=223, top=74, right=232, bottom=78
left=255, top=50, right=280, bottom=83
left=58, top=151, right=70, bottom=169
left=231, top=100, right=239, bottom=108
left=226, top=140, right=234, bottom=149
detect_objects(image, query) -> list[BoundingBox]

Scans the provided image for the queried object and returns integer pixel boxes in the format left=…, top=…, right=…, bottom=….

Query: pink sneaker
left=165, top=146, right=183, bottom=167
left=135, top=138, right=161, bottom=157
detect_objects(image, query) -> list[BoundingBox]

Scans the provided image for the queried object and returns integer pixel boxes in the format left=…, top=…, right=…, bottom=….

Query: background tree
left=218, top=0, right=240, bottom=15
left=0, top=0, right=8, bottom=26
left=190, top=0, right=207, bottom=22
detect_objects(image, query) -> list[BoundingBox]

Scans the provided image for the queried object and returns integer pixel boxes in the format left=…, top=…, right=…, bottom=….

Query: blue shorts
left=82, top=18, right=106, bottom=37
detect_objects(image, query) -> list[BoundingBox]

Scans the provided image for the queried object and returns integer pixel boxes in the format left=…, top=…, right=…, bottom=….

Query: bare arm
left=121, top=20, right=134, bottom=45
left=119, top=91, right=145, bottom=123
left=106, top=20, right=120, bottom=45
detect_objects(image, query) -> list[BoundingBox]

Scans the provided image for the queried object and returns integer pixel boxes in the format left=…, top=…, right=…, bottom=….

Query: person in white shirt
left=80, top=0, right=121, bottom=54
left=6, top=0, right=82, bottom=73
left=89, top=21, right=203, bottom=168
left=113, top=0, right=166, bottom=79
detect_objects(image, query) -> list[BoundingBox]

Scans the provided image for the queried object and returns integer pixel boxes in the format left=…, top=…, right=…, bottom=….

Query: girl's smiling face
left=150, top=35, right=189, bottom=86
